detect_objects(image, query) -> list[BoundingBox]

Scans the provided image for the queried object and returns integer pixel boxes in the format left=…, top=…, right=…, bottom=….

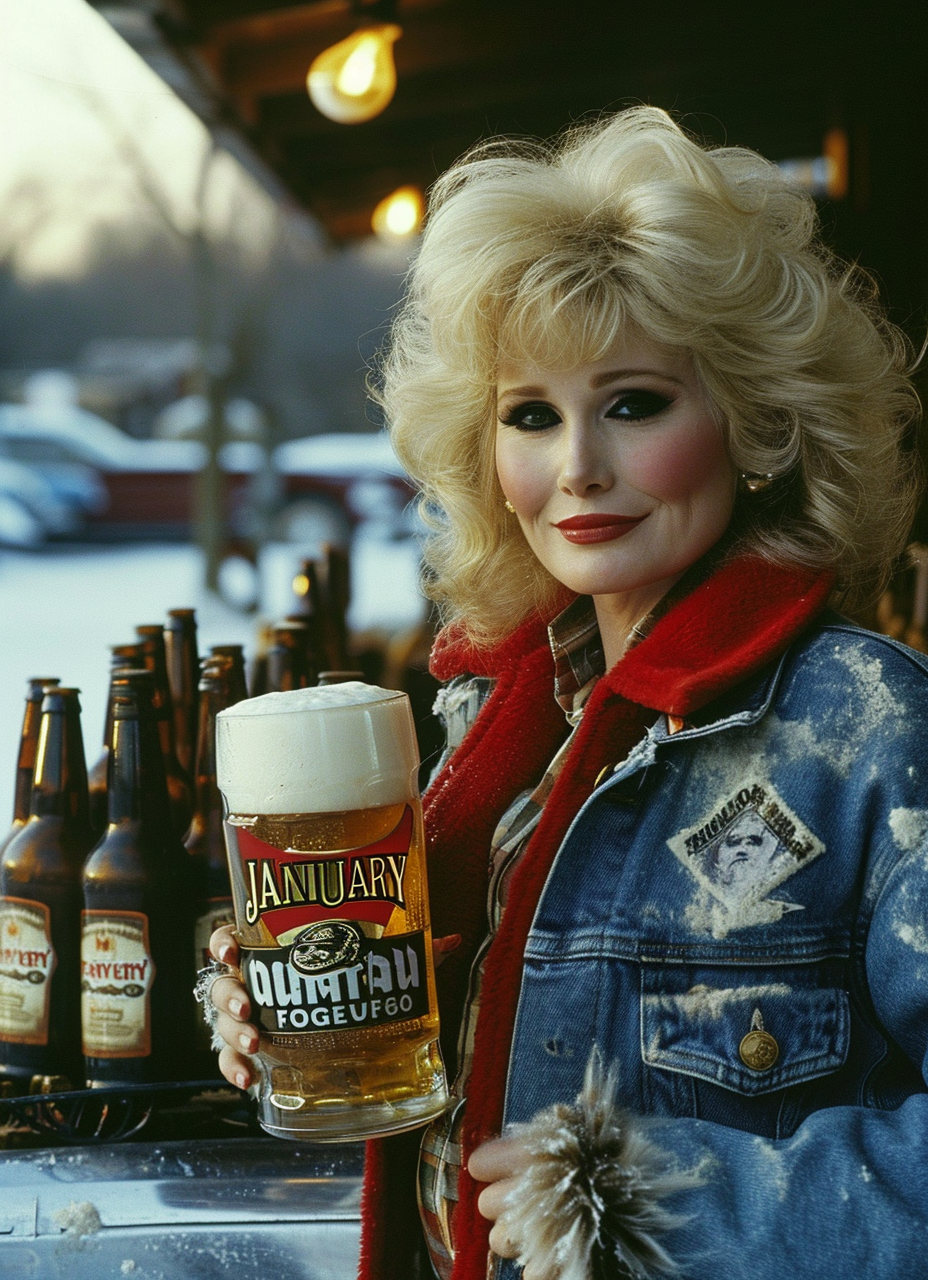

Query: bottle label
left=81, top=911, right=155, bottom=1058
left=0, top=897, right=56, bottom=1045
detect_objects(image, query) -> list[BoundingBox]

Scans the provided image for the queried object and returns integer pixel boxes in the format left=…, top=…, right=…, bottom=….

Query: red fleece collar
left=432, top=556, right=833, bottom=714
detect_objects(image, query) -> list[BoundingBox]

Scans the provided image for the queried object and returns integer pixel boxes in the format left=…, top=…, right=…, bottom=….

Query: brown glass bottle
left=0, top=677, right=60, bottom=858
left=265, top=620, right=313, bottom=692
left=186, top=658, right=239, bottom=1065
left=88, top=644, right=144, bottom=841
left=209, top=645, right=249, bottom=703
left=291, top=559, right=327, bottom=676
left=164, top=608, right=199, bottom=777
left=0, top=687, right=94, bottom=1087
left=136, top=624, right=194, bottom=840
left=323, top=542, right=351, bottom=670
left=81, top=671, right=195, bottom=1086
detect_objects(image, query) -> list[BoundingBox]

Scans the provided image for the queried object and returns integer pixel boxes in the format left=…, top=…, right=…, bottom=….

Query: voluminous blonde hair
left=376, top=106, right=922, bottom=646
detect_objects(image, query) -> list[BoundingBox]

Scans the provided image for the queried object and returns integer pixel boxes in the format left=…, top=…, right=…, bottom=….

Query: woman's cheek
left=624, top=419, right=730, bottom=500
left=495, top=437, right=548, bottom=514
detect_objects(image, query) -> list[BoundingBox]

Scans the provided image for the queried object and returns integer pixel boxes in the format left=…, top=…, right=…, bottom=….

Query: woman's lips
left=553, top=514, right=646, bottom=544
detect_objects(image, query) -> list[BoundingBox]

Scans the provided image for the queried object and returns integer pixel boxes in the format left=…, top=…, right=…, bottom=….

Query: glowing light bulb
left=372, top=186, right=424, bottom=241
left=307, top=24, right=401, bottom=125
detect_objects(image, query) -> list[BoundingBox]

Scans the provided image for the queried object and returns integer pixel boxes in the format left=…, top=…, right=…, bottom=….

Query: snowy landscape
left=0, top=534, right=426, bottom=810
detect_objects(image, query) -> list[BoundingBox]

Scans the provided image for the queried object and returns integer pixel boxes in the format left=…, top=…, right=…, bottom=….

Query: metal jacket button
left=739, top=1008, right=779, bottom=1071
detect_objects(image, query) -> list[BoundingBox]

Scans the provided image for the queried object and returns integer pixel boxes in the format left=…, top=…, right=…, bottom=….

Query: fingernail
left=229, top=997, right=244, bottom=1018
left=218, top=944, right=234, bottom=963
left=239, top=1032, right=255, bottom=1051
left=235, top=1071, right=249, bottom=1090
left=438, top=934, right=462, bottom=952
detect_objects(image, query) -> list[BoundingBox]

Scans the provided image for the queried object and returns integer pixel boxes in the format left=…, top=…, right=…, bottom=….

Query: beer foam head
left=216, top=683, right=419, bottom=814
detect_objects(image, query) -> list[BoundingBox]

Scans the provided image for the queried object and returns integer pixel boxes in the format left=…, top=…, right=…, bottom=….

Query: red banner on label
left=231, top=806, right=413, bottom=939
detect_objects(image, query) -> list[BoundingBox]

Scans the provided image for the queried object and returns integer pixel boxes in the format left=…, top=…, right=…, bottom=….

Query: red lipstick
left=553, top=513, right=646, bottom=544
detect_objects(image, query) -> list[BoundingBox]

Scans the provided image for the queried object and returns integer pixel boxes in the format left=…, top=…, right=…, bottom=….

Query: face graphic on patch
left=711, top=811, right=781, bottom=889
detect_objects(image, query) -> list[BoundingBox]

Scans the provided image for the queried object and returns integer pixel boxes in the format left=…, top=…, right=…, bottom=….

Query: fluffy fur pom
left=499, top=1050, right=700, bottom=1280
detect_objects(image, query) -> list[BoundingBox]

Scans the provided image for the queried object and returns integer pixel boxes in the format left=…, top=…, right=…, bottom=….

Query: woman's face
left=495, top=333, right=736, bottom=605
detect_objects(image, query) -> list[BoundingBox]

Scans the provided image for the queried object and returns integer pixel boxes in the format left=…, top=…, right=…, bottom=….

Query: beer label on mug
left=242, top=927, right=430, bottom=1035
left=0, top=897, right=56, bottom=1045
left=80, top=911, right=155, bottom=1058
left=225, top=806, right=413, bottom=938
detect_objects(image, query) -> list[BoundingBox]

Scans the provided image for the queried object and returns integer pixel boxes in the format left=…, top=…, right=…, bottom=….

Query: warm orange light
left=823, top=128, right=849, bottom=201
left=372, top=185, right=424, bottom=241
left=307, top=24, right=401, bottom=125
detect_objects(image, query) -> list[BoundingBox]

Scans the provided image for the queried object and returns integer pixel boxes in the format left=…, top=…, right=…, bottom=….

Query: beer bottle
left=266, top=620, right=312, bottom=692
left=88, top=644, right=143, bottom=840
left=136, top=624, right=194, bottom=839
left=0, top=687, right=94, bottom=1087
left=164, top=608, right=199, bottom=777
left=290, top=559, right=327, bottom=676
left=209, top=644, right=249, bottom=703
left=0, top=677, right=60, bottom=858
left=81, top=670, right=195, bottom=1086
left=322, top=542, right=351, bottom=670
left=186, top=657, right=239, bottom=1066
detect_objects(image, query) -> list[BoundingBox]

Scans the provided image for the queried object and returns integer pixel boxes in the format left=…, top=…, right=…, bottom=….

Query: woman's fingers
left=432, top=933, right=462, bottom=968
left=469, top=1134, right=530, bottom=1183
left=209, top=924, right=239, bottom=965
left=215, top=1009, right=259, bottom=1055
left=218, top=1043, right=257, bottom=1091
left=211, top=976, right=251, bottom=1022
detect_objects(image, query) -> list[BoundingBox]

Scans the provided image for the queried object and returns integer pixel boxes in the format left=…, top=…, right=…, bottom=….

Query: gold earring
left=740, top=472, right=775, bottom=494
left=504, top=499, right=516, bottom=514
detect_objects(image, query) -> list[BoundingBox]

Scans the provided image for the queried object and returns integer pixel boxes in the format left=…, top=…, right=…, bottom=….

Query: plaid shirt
left=418, top=596, right=622, bottom=1278
left=417, top=574, right=708, bottom=1279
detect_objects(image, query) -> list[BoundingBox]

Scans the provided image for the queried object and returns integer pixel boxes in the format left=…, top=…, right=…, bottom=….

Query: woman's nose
left=557, top=423, right=613, bottom=496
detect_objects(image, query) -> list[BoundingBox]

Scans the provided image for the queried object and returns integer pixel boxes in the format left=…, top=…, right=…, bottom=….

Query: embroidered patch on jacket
left=667, top=781, right=824, bottom=929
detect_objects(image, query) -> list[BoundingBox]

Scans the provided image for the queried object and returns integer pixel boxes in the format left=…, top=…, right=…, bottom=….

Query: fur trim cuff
left=500, top=1051, right=699, bottom=1280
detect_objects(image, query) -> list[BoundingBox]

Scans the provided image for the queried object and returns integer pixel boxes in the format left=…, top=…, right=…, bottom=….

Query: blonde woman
left=206, top=107, right=926, bottom=1280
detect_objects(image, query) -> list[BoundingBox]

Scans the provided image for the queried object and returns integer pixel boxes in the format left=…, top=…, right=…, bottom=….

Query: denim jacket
left=501, top=617, right=928, bottom=1278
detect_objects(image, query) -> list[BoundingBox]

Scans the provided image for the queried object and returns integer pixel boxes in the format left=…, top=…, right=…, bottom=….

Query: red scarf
left=359, top=555, right=833, bottom=1280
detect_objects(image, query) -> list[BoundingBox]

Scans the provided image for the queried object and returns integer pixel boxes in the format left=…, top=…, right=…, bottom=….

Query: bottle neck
left=30, top=698, right=90, bottom=824
left=13, top=695, right=44, bottom=823
left=106, top=704, right=171, bottom=831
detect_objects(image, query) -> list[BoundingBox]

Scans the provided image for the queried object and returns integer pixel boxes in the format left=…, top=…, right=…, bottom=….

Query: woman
left=205, top=107, right=927, bottom=1280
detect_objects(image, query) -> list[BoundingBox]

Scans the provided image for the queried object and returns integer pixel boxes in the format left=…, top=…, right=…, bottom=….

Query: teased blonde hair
left=376, top=107, right=921, bottom=646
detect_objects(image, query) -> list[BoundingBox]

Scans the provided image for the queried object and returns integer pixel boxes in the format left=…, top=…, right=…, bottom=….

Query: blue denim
left=501, top=619, right=928, bottom=1277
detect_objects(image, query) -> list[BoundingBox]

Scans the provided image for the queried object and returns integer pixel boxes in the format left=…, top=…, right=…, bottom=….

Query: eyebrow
left=497, top=368, right=685, bottom=399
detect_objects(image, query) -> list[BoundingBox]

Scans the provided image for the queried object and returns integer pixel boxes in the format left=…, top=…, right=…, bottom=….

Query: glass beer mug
left=216, top=683, right=449, bottom=1140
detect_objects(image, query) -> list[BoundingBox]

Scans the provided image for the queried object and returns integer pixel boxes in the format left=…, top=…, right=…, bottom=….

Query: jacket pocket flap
left=641, top=980, right=849, bottom=1095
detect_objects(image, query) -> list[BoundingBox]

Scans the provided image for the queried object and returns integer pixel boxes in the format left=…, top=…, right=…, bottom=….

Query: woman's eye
left=499, top=402, right=562, bottom=431
left=606, top=391, right=672, bottom=421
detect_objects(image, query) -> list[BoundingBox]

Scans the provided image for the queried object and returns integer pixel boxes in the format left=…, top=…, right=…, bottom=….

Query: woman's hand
left=469, top=1134, right=533, bottom=1264
left=204, top=927, right=463, bottom=1091
left=207, top=925, right=259, bottom=1091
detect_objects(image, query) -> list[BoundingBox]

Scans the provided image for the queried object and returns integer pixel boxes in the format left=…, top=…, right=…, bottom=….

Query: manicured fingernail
left=229, top=998, right=244, bottom=1018
left=218, top=943, right=234, bottom=963
left=239, top=1032, right=254, bottom=1051
left=438, top=934, right=462, bottom=952
left=235, top=1072, right=249, bottom=1090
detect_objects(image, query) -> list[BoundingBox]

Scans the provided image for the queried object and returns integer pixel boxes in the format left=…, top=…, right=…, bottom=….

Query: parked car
left=0, top=401, right=414, bottom=545
left=0, top=456, right=84, bottom=547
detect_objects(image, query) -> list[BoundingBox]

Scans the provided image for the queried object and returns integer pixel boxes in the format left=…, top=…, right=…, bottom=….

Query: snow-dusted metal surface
left=0, top=1136, right=362, bottom=1278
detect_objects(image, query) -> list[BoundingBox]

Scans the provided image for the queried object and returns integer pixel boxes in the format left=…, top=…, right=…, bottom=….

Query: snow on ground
left=0, top=534, right=426, bottom=810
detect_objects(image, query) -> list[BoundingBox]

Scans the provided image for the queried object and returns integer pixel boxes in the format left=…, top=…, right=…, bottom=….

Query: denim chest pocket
left=640, top=964, right=850, bottom=1112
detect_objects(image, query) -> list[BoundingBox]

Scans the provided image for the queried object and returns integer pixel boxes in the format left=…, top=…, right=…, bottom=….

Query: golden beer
left=216, top=684, right=448, bottom=1140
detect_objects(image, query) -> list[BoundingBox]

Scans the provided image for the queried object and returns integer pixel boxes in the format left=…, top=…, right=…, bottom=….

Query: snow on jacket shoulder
left=501, top=618, right=928, bottom=1280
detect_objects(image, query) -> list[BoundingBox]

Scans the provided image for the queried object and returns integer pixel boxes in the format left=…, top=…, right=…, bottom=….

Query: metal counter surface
left=0, top=1136, right=363, bottom=1279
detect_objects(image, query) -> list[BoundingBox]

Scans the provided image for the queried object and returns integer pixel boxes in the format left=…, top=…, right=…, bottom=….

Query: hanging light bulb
left=307, top=23, right=401, bottom=124
left=372, top=185, right=424, bottom=241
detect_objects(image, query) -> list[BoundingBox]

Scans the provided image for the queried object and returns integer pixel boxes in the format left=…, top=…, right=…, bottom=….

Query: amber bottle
left=0, top=687, right=94, bottom=1086
left=0, top=677, right=60, bottom=858
left=135, top=624, right=194, bottom=839
left=209, top=644, right=249, bottom=702
left=265, top=620, right=313, bottom=692
left=88, top=644, right=144, bottom=840
left=185, top=657, right=240, bottom=1065
left=81, top=670, right=195, bottom=1086
left=164, top=608, right=199, bottom=777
